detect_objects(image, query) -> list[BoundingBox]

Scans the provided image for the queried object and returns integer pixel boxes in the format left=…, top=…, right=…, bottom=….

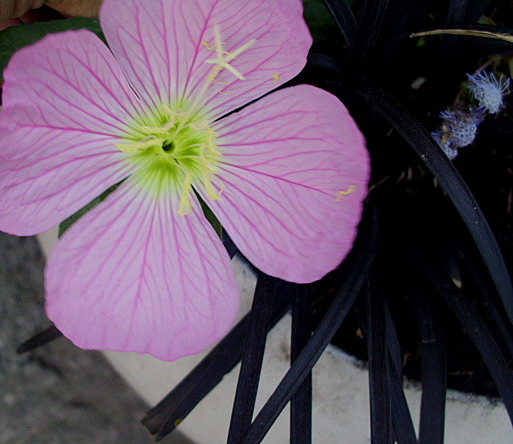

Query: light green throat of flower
left=118, top=104, right=222, bottom=216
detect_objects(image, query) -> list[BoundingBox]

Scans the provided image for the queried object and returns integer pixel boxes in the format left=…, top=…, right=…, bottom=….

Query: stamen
left=139, top=125, right=170, bottom=135
left=335, top=185, right=356, bottom=201
left=205, top=128, right=220, bottom=155
left=117, top=135, right=163, bottom=153
left=201, top=167, right=223, bottom=201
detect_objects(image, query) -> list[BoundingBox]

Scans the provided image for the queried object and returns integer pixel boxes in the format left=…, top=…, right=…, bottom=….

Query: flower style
left=467, top=71, right=510, bottom=115
left=0, top=0, right=369, bottom=360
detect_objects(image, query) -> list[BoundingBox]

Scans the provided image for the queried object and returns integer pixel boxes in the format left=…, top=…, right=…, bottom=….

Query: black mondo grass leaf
left=341, top=0, right=389, bottom=85
left=447, top=0, right=469, bottom=22
left=407, top=272, right=447, bottom=444
left=410, top=251, right=513, bottom=425
left=227, top=274, right=278, bottom=444
left=466, top=0, right=494, bottom=23
left=353, top=262, right=418, bottom=444
left=356, top=84, right=513, bottom=324
left=290, top=285, right=313, bottom=444
left=16, top=325, right=63, bottom=353
left=321, top=0, right=357, bottom=45
left=453, top=246, right=513, bottom=361
left=366, top=271, right=393, bottom=444
left=385, top=307, right=418, bottom=444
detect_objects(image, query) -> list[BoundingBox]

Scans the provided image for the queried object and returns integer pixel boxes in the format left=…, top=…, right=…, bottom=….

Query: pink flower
left=0, top=0, right=369, bottom=361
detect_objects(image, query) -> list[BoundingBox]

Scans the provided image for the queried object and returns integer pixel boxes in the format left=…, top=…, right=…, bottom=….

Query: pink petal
left=45, top=177, right=239, bottom=361
left=2, top=29, right=140, bottom=136
left=200, top=85, right=370, bottom=284
left=100, top=0, right=311, bottom=118
left=0, top=30, right=141, bottom=235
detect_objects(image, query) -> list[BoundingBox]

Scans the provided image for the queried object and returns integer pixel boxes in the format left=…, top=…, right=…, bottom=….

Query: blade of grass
left=410, top=24, right=513, bottom=44
left=17, top=325, right=63, bottom=353
left=322, top=0, right=357, bottom=45
left=412, top=251, right=513, bottom=426
left=227, top=274, right=278, bottom=444
left=454, top=247, right=513, bottom=360
left=340, top=0, right=390, bottom=90
left=367, top=265, right=393, bottom=444
left=354, top=294, right=418, bottom=444
left=407, top=268, right=447, bottom=444
left=386, top=308, right=418, bottom=444
left=290, top=285, right=313, bottom=444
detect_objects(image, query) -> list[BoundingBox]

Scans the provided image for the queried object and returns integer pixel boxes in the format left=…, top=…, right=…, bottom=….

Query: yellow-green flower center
left=118, top=104, right=222, bottom=215
left=115, top=26, right=261, bottom=215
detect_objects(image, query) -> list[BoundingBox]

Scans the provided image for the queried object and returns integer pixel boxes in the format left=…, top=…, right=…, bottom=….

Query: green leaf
left=302, top=0, right=337, bottom=41
left=59, top=184, right=224, bottom=242
left=195, top=192, right=223, bottom=240
left=0, top=18, right=104, bottom=81
left=58, top=182, right=121, bottom=238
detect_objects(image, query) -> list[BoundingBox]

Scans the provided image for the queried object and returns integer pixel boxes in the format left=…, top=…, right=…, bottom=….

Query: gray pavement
left=0, top=232, right=194, bottom=444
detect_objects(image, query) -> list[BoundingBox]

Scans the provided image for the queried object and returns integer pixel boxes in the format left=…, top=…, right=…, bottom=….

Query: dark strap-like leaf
left=290, top=285, right=313, bottom=444
left=17, top=325, right=63, bottom=353
left=412, top=251, right=513, bottom=425
left=322, top=0, right=357, bottom=45
left=227, top=274, right=278, bottom=444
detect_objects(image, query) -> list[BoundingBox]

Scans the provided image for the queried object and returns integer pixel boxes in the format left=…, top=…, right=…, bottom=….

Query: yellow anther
left=335, top=185, right=357, bottom=201
left=202, top=41, right=226, bottom=51
left=272, top=73, right=280, bottom=84
left=202, top=41, right=216, bottom=50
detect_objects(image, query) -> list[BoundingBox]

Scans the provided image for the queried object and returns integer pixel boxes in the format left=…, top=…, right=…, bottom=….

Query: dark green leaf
left=58, top=182, right=120, bottom=238
left=303, top=0, right=337, bottom=41
left=0, top=18, right=104, bottom=81
left=196, top=193, right=223, bottom=240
